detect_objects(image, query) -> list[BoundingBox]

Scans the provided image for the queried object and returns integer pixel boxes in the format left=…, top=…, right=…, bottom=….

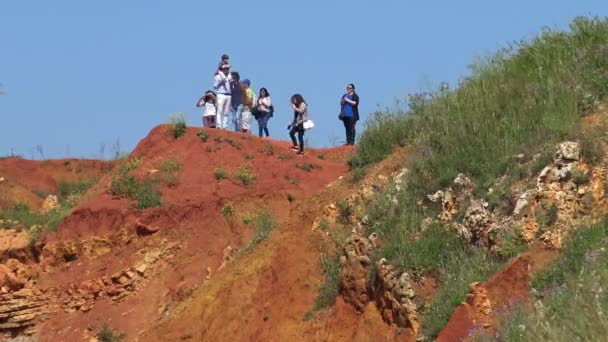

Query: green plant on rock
left=221, top=203, right=235, bottom=219
left=335, top=200, right=354, bottom=224
left=97, top=325, right=126, bottom=342
left=312, top=254, right=341, bottom=311
left=234, top=164, right=256, bottom=187
left=214, top=166, right=228, bottom=180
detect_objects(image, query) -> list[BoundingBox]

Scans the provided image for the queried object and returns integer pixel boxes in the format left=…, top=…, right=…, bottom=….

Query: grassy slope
left=350, top=16, right=608, bottom=338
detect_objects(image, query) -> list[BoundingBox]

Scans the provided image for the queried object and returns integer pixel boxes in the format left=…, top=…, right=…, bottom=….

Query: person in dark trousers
left=255, top=87, right=273, bottom=137
left=288, top=94, right=309, bottom=155
left=340, top=83, right=359, bottom=145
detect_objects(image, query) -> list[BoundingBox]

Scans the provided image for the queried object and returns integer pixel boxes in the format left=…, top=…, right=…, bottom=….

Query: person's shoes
left=297, top=151, right=304, bottom=156
left=289, top=146, right=299, bottom=151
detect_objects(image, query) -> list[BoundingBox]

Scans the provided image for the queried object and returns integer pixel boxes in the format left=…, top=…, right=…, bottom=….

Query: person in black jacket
left=340, top=83, right=359, bottom=145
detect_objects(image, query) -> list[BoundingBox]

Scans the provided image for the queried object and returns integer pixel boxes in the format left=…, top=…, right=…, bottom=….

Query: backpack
left=269, top=105, right=274, bottom=118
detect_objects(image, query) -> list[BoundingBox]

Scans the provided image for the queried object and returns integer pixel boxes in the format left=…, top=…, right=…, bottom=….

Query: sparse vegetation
left=111, top=157, right=161, bottom=209
left=335, top=200, right=354, bottom=224
left=294, top=162, right=321, bottom=172
left=484, top=221, right=608, bottom=341
left=570, top=169, right=590, bottom=185
left=241, top=211, right=275, bottom=254
left=284, top=175, right=299, bottom=185
left=58, top=178, right=98, bottom=199
left=536, top=204, right=559, bottom=231
left=97, top=325, right=126, bottom=342
left=213, top=136, right=242, bottom=150
left=158, top=159, right=182, bottom=187
left=313, top=254, right=341, bottom=311
left=259, top=143, right=274, bottom=156
left=169, top=113, right=187, bottom=138
left=214, top=166, right=228, bottom=180
left=221, top=203, right=234, bottom=219
left=278, top=153, right=291, bottom=160
left=244, top=153, right=255, bottom=160
left=317, top=154, right=325, bottom=160
left=233, top=164, right=256, bottom=186
left=197, top=130, right=209, bottom=142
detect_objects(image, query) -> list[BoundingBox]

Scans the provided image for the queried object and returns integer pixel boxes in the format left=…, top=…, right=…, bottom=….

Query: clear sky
left=1, top=1, right=607, bottom=159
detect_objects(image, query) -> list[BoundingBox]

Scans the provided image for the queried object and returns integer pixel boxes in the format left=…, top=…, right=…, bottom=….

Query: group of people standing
left=197, top=54, right=359, bottom=155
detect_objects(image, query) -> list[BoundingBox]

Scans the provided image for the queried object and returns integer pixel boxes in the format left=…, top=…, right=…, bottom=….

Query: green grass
left=58, top=178, right=98, bottom=199
left=221, top=203, right=234, bottom=219
left=158, top=159, right=182, bottom=173
left=353, top=17, right=608, bottom=196
left=313, top=254, right=341, bottom=310
left=233, top=164, right=256, bottom=187
left=97, top=325, right=126, bottom=342
left=241, top=211, right=275, bottom=254
left=214, top=166, right=228, bottom=180
left=111, top=161, right=161, bottom=209
left=347, top=18, right=608, bottom=330
left=294, top=162, right=321, bottom=172
left=196, top=130, right=209, bottom=142
left=169, top=113, right=187, bottom=138
left=335, top=200, right=354, bottom=224
left=479, top=221, right=608, bottom=341
left=284, top=175, right=299, bottom=185
left=259, top=143, right=274, bottom=156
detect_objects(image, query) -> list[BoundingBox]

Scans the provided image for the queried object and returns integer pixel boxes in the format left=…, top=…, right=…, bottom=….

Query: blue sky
left=1, top=1, right=607, bottom=159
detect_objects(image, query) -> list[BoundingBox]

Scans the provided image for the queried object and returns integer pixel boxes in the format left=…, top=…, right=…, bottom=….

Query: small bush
left=197, top=130, right=209, bottom=142
left=536, top=204, right=558, bottom=230
left=278, top=153, right=292, bottom=160
left=135, top=178, right=162, bottom=209
left=335, top=200, right=354, bottom=224
left=317, top=154, right=326, bottom=160
left=221, top=204, right=234, bottom=219
left=284, top=175, right=299, bottom=185
left=570, top=169, right=590, bottom=185
left=259, top=143, right=274, bottom=156
left=349, top=166, right=367, bottom=183
left=244, top=153, right=255, bottom=160
left=214, top=167, right=228, bottom=180
left=313, top=254, right=341, bottom=311
left=241, top=211, right=275, bottom=253
left=579, top=129, right=605, bottom=165
left=97, top=325, right=126, bottom=342
left=295, top=163, right=321, bottom=172
left=58, top=178, right=98, bottom=199
left=169, top=113, right=187, bottom=138
left=234, top=164, right=256, bottom=187
left=159, top=159, right=182, bottom=173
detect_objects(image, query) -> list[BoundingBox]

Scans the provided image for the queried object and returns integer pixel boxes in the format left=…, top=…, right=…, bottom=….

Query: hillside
left=2, top=16, right=608, bottom=342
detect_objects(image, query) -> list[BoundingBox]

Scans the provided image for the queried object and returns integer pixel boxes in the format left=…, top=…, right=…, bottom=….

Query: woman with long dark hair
left=288, top=94, right=308, bottom=155
left=339, top=83, right=359, bottom=145
left=255, top=87, right=272, bottom=137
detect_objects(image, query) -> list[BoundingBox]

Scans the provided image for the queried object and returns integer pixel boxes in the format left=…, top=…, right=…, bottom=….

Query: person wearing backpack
left=255, top=87, right=273, bottom=137
left=339, top=83, right=359, bottom=145
left=288, top=94, right=308, bottom=155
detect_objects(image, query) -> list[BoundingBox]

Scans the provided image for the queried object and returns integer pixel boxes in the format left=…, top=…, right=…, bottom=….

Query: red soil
left=0, top=158, right=112, bottom=210
left=27, top=126, right=371, bottom=341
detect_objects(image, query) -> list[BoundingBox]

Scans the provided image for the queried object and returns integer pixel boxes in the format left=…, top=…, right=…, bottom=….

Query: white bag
left=303, top=119, right=315, bottom=130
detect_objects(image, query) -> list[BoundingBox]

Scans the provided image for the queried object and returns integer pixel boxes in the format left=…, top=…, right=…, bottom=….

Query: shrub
left=313, top=254, right=341, bottom=311
left=335, top=200, right=354, bottom=224
left=58, top=178, right=98, bottom=199
left=295, top=163, right=321, bottom=172
left=234, top=164, right=256, bottom=187
left=317, top=154, right=326, bottom=160
left=111, top=162, right=161, bottom=209
left=241, top=211, right=275, bottom=253
left=214, top=166, right=228, bottom=180
left=169, top=113, right=187, bottom=138
left=221, top=204, right=234, bottom=219
left=278, top=153, right=292, bottom=160
left=159, top=159, right=182, bottom=173
left=284, top=175, right=299, bottom=185
left=135, top=178, right=162, bottom=209
left=570, top=169, right=590, bottom=185
left=196, top=130, right=209, bottom=142
left=536, top=204, right=558, bottom=230
left=259, top=143, right=274, bottom=156
left=97, top=325, right=126, bottom=342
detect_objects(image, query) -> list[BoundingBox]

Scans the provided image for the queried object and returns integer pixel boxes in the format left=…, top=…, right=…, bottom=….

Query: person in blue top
left=339, top=83, right=360, bottom=145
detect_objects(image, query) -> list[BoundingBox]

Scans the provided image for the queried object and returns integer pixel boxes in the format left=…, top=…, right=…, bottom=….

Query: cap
left=242, top=79, right=251, bottom=86
left=221, top=54, right=229, bottom=60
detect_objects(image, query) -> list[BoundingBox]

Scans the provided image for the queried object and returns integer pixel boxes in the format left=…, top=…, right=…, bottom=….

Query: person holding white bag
left=288, top=93, right=311, bottom=156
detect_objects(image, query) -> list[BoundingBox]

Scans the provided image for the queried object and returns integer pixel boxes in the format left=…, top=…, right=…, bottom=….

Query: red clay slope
left=32, top=125, right=353, bottom=341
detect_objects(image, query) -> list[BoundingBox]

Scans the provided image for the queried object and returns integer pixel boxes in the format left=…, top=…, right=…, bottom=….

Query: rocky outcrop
left=0, top=289, right=49, bottom=335
left=374, top=259, right=421, bottom=334
left=339, top=234, right=373, bottom=311
left=39, top=195, right=59, bottom=214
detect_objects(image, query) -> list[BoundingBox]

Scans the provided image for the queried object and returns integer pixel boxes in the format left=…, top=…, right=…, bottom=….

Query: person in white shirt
left=255, top=87, right=272, bottom=137
left=196, top=90, right=217, bottom=128
left=213, top=64, right=233, bottom=129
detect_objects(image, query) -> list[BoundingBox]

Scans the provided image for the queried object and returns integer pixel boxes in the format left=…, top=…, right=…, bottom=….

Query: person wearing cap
left=230, top=71, right=244, bottom=131
left=339, top=83, right=360, bottom=145
left=240, top=79, right=255, bottom=133
left=213, top=63, right=233, bottom=129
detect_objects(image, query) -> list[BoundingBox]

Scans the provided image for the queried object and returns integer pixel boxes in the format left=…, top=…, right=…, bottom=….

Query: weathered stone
left=340, top=234, right=373, bottom=311
left=555, top=141, right=580, bottom=162
left=39, top=195, right=59, bottom=214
